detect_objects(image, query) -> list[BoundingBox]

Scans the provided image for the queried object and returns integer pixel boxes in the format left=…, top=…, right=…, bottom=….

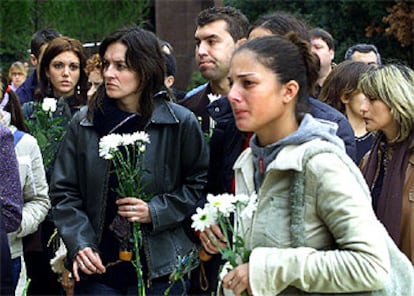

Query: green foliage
left=0, top=0, right=151, bottom=71
left=186, top=71, right=208, bottom=91
left=25, top=103, right=66, bottom=172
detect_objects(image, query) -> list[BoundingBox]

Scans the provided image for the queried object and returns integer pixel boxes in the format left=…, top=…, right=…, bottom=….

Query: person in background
left=178, top=6, right=250, bottom=295
left=50, top=25, right=208, bottom=295
left=85, top=53, right=103, bottom=101
left=344, top=43, right=382, bottom=65
left=16, top=28, right=61, bottom=104
left=203, top=33, right=390, bottom=296
left=22, top=35, right=88, bottom=296
left=179, top=6, right=249, bottom=134
left=248, top=11, right=357, bottom=162
left=8, top=61, right=28, bottom=91
left=319, top=60, right=376, bottom=164
left=0, top=123, right=23, bottom=295
left=0, top=82, right=50, bottom=295
left=160, top=40, right=186, bottom=101
left=309, top=27, right=335, bottom=96
left=359, top=64, right=414, bottom=264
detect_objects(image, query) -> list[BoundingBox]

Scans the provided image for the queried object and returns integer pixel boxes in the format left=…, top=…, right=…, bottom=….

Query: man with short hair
left=180, top=6, right=249, bottom=295
left=16, top=28, right=61, bottom=104
left=179, top=6, right=249, bottom=133
left=310, top=27, right=335, bottom=96
left=344, top=43, right=382, bottom=65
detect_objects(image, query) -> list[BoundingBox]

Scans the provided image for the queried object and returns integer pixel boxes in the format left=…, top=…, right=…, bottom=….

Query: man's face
left=194, top=20, right=236, bottom=82
left=351, top=51, right=378, bottom=65
left=311, top=37, right=334, bottom=71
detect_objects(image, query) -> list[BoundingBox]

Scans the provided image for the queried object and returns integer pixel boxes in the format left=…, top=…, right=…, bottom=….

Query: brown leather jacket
left=361, top=152, right=414, bottom=264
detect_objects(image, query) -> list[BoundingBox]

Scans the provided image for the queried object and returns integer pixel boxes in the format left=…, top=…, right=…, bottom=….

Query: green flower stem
left=133, top=221, right=146, bottom=296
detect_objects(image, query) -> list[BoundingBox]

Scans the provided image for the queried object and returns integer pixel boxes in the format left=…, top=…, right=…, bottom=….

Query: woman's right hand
left=73, top=247, right=106, bottom=281
left=200, top=224, right=228, bottom=254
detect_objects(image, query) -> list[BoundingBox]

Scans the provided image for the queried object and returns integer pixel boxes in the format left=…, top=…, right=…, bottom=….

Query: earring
left=77, top=84, right=80, bottom=95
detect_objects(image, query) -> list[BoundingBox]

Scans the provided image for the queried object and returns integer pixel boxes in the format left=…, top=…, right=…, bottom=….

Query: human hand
left=222, top=263, right=252, bottom=296
left=73, top=247, right=105, bottom=281
left=200, top=223, right=228, bottom=254
left=116, top=197, right=151, bottom=223
left=61, top=269, right=75, bottom=296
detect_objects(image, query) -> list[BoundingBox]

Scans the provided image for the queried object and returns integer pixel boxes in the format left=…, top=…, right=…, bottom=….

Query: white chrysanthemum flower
left=122, top=133, right=137, bottom=146
left=191, top=206, right=217, bottom=232
left=42, top=97, right=57, bottom=112
left=131, top=131, right=150, bottom=144
left=99, top=133, right=123, bottom=159
left=207, top=193, right=236, bottom=217
left=235, top=193, right=250, bottom=205
left=207, top=93, right=221, bottom=103
left=239, top=193, right=258, bottom=220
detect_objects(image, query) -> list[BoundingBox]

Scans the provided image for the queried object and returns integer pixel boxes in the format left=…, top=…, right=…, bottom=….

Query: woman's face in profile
left=102, top=42, right=140, bottom=112
left=46, top=50, right=80, bottom=98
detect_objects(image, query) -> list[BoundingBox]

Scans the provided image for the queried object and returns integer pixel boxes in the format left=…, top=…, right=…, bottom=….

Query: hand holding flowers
left=191, top=193, right=257, bottom=296
left=99, top=131, right=151, bottom=296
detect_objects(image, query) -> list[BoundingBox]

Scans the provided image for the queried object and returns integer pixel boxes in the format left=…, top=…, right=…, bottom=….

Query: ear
left=340, top=94, right=350, bottom=104
left=235, top=38, right=247, bottom=48
left=330, top=49, right=335, bottom=61
left=30, top=54, right=37, bottom=66
left=164, top=75, right=175, bottom=88
left=282, top=80, right=299, bottom=104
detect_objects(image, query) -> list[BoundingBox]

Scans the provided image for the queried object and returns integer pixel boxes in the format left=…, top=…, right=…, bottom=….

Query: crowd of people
left=1, top=5, right=413, bottom=296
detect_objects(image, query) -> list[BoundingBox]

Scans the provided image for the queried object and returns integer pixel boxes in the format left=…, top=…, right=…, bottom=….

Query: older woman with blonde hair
left=359, top=64, right=414, bottom=264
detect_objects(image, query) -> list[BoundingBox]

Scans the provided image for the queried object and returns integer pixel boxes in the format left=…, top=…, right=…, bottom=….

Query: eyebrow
left=195, top=33, right=219, bottom=41
left=236, top=72, right=256, bottom=78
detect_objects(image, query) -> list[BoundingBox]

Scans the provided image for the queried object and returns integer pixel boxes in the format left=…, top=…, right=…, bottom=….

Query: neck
left=116, top=98, right=139, bottom=114
left=317, top=65, right=331, bottom=87
left=345, top=109, right=367, bottom=137
left=383, top=120, right=400, bottom=143
left=210, top=78, right=230, bottom=96
left=256, top=113, right=298, bottom=147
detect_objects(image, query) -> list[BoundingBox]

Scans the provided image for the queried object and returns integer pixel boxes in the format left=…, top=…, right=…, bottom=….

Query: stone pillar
left=155, top=0, right=215, bottom=91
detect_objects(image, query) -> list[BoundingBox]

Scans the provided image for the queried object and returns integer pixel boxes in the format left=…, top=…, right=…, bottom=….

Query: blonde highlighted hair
left=358, top=64, right=414, bottom=143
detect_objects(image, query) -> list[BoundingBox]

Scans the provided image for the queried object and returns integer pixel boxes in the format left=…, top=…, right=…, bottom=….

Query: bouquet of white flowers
left=191, top=193, right=257, bottom=295
left=25, top=98, right=65, bottom=172
left=99, top=131, right=151, bottom=296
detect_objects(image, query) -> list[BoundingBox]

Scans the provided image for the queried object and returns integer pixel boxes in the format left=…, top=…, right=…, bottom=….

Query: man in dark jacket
left=16, top=28, right=61, bottom=104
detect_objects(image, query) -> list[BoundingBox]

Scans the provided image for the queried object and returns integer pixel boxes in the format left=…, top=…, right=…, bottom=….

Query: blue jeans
left=74, top=277, right=190, bottom=296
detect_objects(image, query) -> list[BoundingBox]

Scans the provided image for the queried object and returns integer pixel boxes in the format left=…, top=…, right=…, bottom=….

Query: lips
left=106, top=83, right=117, bottom=89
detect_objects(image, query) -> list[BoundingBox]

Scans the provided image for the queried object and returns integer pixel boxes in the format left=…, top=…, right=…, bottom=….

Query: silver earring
left=77, top=84, right=80, bottom=95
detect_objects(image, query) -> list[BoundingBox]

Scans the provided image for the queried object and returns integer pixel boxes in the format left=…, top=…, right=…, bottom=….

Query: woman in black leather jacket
left=49, top=26, right=209, bottom=295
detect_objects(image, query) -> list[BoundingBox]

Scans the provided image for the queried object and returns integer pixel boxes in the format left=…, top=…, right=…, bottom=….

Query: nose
left=62, top=66, right=70, bottom=76
left=104, top=64, right=114, bottom=79
left=227, top=84, right=241, bottom=104
left=360, top=97, right=369, bottom=114
left=197, top=41, right=208, bottom=57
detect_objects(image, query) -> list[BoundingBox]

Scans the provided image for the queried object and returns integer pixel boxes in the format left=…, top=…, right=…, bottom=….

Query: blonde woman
left=8, top=61, right=27, bottom=90
left=359, top=64, right=414, bottom=264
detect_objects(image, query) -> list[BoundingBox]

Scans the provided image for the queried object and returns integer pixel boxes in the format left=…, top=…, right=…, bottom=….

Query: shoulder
left=0, top=126, right=13, bottom=144
left=277, top=140, right=351, bottom=172
left=152, top=96, right=198, bottom=125
left=308, top=97, right=348, bottom=123
left=183, top=83, right=208, bottom=100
